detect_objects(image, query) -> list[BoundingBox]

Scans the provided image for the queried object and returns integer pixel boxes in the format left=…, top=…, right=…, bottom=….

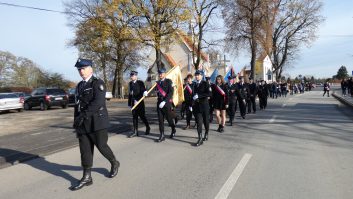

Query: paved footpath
left=0, top=91, right=353, bottom=199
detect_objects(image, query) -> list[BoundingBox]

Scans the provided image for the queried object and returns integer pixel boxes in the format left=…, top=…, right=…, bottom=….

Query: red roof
left=178, top=32, right=209, bottom=62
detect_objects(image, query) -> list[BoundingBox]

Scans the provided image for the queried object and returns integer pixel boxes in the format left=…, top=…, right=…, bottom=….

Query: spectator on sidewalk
left=323, top=81, right=330, bottom=97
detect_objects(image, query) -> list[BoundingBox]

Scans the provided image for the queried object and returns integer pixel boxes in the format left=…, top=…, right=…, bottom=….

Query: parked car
left=24, top=88, right=69, bottom=111
left=67, top=88, right=76, bottom=105
left=0, top=93, right=24, bottom=112
left=105, top=92, right=113, bottom=101
left=13, top=92, right=31, bottom=100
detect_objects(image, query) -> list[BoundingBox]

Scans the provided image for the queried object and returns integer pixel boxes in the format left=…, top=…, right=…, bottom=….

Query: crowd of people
left=340, top=78, right=353, bottom=97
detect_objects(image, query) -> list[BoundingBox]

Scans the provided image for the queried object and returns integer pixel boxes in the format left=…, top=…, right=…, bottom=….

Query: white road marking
left=215, top=153, right=252, bottom=199
left=282, top=103, right=286, bottom=107
left=269, top=115, right=277, bottom=123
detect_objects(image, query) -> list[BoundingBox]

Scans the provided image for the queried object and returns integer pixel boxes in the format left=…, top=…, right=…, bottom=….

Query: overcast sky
left=0, top=0, right=352, bottom=82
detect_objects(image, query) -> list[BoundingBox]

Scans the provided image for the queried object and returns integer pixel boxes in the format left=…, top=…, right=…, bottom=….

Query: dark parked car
left=24, top=88, right=69, bottom=111
left=67, top=88, right=76, bottom=105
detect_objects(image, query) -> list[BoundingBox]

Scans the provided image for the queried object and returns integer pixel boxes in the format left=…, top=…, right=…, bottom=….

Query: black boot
left=109, top=160, right=120, bottom=178
left=129, top=128, right=138, bottom=138
left=145, top=125, right=150, bottom=135
left=220, top=125, right=224, bottom=133
left=170, top=127, right=176, bottom=138
left=70, top=168, right=93, bottom=191
left=203, top=131, right=208, bottom=141
left=156, top=132, right=165, bottom=142
left=217, top=124, right=221, bottom=132
left=196, top=132, right=203, bottom=147
left=230, top=117, right=233, bottom=126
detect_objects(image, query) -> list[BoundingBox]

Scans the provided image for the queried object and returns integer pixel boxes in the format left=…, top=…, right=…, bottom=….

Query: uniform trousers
left=132, top=103, right=149, bottom=129
left=78, top=129, right=116, bottom=169
left=194, top=103, right=210, bottom=135
left=157, top=105, right=175, bottom=134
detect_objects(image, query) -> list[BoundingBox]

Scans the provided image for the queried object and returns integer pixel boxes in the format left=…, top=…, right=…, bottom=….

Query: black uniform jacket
left=184, top=83, right=194, bottom=106
left=74, top=76, right=109, bottom=133
left=248, top=83, right=258, bottom=98
left=155, top=78, right=174, bottom=108
left=128, top=80, right=146, bottom=107
left=192, top=80, right=211, bottom=113
left=236, top=82, right=248, bottom=100
left=228, top=83, right=238, bottom=103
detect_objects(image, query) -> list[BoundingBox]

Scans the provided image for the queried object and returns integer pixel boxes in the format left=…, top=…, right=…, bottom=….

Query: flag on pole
left=224, top=66, right=235, bottom=82
left=209, top=68, right=219, bottom=83
left=166, top=65, right=184, bottom=106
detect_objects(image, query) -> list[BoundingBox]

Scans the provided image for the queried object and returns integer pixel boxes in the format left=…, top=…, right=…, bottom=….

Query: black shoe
left=70, top=169, right=93, bottom=191
left=145, top=126, right=150, bottom=135
left=242, top=115, right=246, bottom=119
left=220, top=126, right=224, bottom=133
left=183, top=125, right=190, bottom=130
left=170, top=128, right=176, bottom=138
left=156, top=133, right=165, bottom=142
left=195, top=138, right=203, bottom=147
left=109, top=161, right=120, bottom=178
left=203, top=132, right=208, bottom=141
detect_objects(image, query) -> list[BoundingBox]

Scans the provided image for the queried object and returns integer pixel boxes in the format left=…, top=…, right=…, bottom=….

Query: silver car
left=0, top=93, right=24, bottom=112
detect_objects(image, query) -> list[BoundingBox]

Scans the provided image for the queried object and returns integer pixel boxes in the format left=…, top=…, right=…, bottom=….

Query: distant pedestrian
left=323, top=81, right=330, bottom=97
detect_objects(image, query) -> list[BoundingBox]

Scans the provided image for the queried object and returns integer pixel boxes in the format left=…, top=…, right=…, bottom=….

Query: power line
left=0, top=2, right=66, bottom=14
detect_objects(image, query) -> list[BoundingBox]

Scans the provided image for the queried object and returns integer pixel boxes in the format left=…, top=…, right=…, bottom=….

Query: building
left=239, top=54, right=275, bottom=82
left=146, top=32, right=210, bottom=88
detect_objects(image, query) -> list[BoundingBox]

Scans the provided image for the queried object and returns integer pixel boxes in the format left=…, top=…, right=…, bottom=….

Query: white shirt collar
left=83, top=74, right=93, bottom=82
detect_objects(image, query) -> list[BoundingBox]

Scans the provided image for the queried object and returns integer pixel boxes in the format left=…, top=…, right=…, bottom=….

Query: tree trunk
left=250, top=40, right=257, bottom=80
left=117, top=66, right=123, bottom=97
left=112, top=64, right=118, bottom=97
left=156, top=48, right=162, bottom=70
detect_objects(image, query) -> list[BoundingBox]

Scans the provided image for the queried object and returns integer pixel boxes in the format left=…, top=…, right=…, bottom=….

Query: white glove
left=193, top=94, right=199, bottom=100
left=225, top=105, right=229, bottom=109
left=159, top=101, right=166, bottom=109
left=189, top=106, right=193, bottom=112
left=143, top=91, right=148, bottom=97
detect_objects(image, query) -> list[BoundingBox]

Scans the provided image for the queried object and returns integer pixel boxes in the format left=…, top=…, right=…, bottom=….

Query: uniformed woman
left=211, top=75, right=229, bottom=132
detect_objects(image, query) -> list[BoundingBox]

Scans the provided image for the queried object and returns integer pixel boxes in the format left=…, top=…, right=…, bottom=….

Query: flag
left=166, top=65, right=184, bottom=106
left=224, top=66, right=235, bottom=82
left=209, top=68, right=218, bottom=83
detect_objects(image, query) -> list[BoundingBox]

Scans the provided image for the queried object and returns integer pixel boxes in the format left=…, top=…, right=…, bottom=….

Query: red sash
left=185, top=84, right=192, bottom=95
left=215, top=85, right=226, bottom=101
left=156, top=82, right=167, bottom=97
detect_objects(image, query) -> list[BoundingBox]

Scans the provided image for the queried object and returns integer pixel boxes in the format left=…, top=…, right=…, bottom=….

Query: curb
left=332, top=92, right=353, bottom=109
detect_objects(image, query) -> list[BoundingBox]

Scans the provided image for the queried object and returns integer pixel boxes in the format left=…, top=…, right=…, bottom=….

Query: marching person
left=236, top=76, right=248, bottom=119
left=323, top=81, right=330, bottom=97
left=257, top=80, right=268, bottom=110
left=128, top=71, right=150, bottom=138
left=247, top=78, right=257, bottom=114
left=212, top=75, right=229, bottom=132
left=155, top=68, right=176, bottom=142
left=227, top=76, right=237, bottom=126
left=206, top=77, right=214, bottom=123
left=192, top=70, right=211, bottom=146
left=183, top=74, right=194, bottom=130
left=71, top=58, right=119, bottom=191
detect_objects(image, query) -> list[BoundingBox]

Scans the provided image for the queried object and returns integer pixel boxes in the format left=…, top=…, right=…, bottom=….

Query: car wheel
left=62, top=104, right=68, bottom=109
left=24, top=103, right=31, bottom=110
left=40, top=102, right=48, bottom=111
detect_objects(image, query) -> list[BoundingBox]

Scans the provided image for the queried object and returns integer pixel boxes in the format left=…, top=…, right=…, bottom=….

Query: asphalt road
left=1, top=89, right=353, bottom=199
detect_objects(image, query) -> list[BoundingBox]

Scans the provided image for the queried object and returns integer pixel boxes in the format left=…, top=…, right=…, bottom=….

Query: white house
left=239, top=54, right=275, bottom=82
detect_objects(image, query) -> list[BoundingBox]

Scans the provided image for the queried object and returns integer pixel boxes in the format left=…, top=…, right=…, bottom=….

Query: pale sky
left=0, top=0, right=352, bottom=82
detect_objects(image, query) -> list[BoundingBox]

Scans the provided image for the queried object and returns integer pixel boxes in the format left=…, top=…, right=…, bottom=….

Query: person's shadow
left=0, top=148, right=108, bottom=189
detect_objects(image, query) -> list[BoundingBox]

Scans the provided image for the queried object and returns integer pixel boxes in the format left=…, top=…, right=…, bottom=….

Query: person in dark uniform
left=183, top=74, right=194, bottom=130
left=227, top=76, right=237, bottom=126
left=257, top=80, right=268, bottom=110
left=263, top=81, right=269, bottom=109
left=128, top=71, right=150, bottom=138
left=192, top=70, right=211, bottom=146
left=236, top=76, right=248, bottom=119
left=212, top=75, right=229, bottom=132
left=247, top=78, right=257, bottom=114
left=155, top=68, right=176, bottom=142
left=180, top=77, right=188, bottom=120
left=71, top=58, right=119, bottom=191
left=206, top=77, right=214, bottom=123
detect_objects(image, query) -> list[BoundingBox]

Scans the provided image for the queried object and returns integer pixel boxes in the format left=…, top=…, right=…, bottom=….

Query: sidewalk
left=332, top=90, right=353, bottom=108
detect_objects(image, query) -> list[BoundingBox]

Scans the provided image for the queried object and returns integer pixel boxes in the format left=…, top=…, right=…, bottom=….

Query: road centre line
left=269, top=115, right=277, bottom=123
left=214, top=153, right=252, bottom=199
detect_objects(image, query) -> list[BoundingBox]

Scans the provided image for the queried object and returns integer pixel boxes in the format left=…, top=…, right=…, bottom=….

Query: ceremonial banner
left=166, top=65, right=184, bottom=106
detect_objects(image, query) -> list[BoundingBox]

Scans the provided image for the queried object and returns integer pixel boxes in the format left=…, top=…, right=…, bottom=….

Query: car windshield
left=0, top=93, right=18, bottom=99
left=47, top=89, right=66, bottom=95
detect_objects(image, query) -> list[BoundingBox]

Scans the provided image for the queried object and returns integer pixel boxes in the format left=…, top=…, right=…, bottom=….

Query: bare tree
left=189, top=0, right=219, bottom=69
left=270, top=0, right=323, bottom=79
left=222, top=0, right=268, bottom=79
